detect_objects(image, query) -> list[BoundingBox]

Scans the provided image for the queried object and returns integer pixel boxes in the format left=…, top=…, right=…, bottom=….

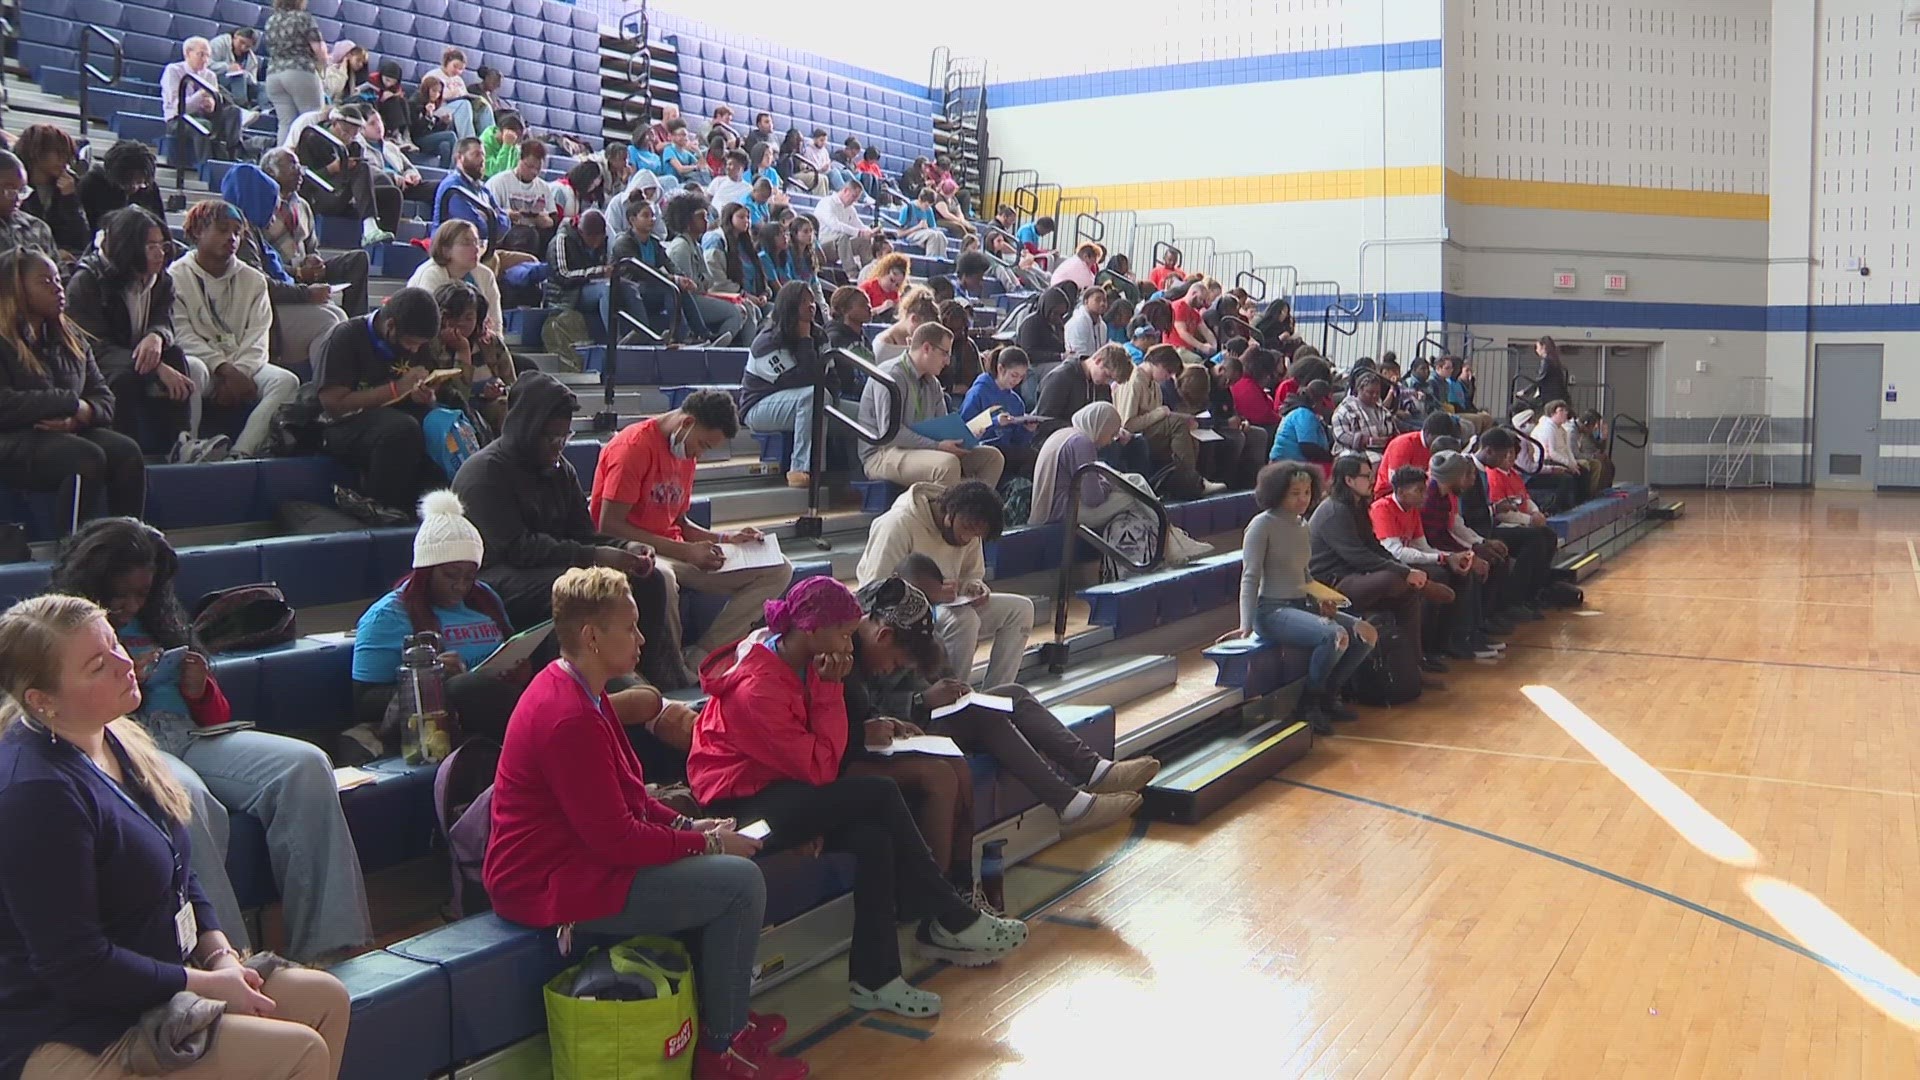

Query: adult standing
left=262, top=0, right=327, bottom=147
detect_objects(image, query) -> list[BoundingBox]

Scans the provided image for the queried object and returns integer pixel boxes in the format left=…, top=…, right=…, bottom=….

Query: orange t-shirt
left=589, top=418, right=695, bottom=542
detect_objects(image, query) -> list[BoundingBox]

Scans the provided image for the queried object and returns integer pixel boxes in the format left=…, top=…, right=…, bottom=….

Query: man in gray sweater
left=858, top=322, right=1004, bottom=489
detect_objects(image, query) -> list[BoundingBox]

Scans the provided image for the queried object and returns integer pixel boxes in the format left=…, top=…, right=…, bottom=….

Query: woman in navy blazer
left=0, top=594, right=349, bottom=1080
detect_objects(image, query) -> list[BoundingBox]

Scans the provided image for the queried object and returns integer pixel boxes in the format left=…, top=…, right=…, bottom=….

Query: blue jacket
left=1270, top=405, right=1331, bottom=463
left=433, top=169, right=510, bottom=243
left=960, top=371, right=1033, bottom=448
left=218, top=164, right=293, bottom=284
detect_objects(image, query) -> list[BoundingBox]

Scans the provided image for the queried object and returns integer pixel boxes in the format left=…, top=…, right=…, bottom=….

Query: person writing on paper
left=872, top=567, right=1155, bottom=838
left=855, top=481, right=1033, bottom=690
left=50, top=517, right=372, bottom=965
left=958, top=346, right=1042, bottom=480
left=483, top=568, right=808, bottom=1080
left=0, top=594, right=352, bottom=1080
left=351, top=491, right=530, bottom=746
left=1226, top=462, right=1377, bottom=734
left=590, top=390, right=794, bottom=674
left=686, top=576, right=1027, bottom=1020
left=857, top=322, right=1005, bottom=489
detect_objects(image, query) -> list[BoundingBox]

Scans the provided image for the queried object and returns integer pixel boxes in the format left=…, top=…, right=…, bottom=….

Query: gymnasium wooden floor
left=782, top=489, right=1920, bottom=1077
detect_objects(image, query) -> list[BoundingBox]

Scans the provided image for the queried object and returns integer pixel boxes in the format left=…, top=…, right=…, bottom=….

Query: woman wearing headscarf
left=1029, top=402, right=1143, bottom=528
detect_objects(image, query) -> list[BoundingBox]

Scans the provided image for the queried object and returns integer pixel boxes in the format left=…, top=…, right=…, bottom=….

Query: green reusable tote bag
left=545, top=936, right=700, bottom=1080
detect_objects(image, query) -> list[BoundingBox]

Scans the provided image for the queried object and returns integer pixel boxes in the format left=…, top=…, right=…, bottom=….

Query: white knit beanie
left=413, top=491, right=485, bottom=568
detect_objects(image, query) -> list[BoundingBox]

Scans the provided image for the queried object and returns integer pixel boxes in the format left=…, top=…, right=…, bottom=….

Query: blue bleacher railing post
left=1042, top=462, right=1167, bottom=675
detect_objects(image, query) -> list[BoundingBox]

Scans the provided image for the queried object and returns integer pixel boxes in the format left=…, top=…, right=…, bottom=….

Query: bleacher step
left=1137, top=712, right=1314, bottom=825
left=1013, top=653, right=1178, bottom=712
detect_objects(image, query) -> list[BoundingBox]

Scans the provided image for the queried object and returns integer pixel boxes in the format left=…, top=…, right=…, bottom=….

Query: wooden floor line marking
left=1270, top=777, right=1920, bottom=1010
left=1330, top=735, right=1920, bottom=800
left=1506, top=641, right=1920, bottom=679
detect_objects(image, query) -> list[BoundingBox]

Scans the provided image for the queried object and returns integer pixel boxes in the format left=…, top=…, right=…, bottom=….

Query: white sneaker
left=362, top=224, right=395, bottom=245
left=169, top=431, right=196, bottom=464
left=1200, top=480, right=1228, bottom=496
left=191, top=435, right=232, bottom=464
left=241, top=108, right=263, bottom=127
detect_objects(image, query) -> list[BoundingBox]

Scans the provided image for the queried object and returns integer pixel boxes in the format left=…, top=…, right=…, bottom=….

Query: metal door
left=1601, top=346, right=1651, bottom=484
left=1811, top=344, right=1884, bottom=489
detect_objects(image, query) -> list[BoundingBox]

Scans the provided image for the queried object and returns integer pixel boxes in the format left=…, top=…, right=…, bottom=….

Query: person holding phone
left=483, top=568, right=807, bottom=1080
left=1464, top=428, right=1558, bottom=617
left=50, top=517, right=372, bottom=963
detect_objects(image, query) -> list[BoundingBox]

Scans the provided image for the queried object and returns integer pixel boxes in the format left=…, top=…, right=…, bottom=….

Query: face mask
left=668, top=427, right=693, bottom=459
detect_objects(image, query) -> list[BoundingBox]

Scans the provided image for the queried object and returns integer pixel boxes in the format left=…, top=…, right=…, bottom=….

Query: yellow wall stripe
left=1035, top=166, right=1768, bottom=222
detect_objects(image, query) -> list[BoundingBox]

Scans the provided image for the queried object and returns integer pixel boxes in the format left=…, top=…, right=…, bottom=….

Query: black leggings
left=0, top=427, right=145, bottom=527
left=705, top=776, right=974, bottom=989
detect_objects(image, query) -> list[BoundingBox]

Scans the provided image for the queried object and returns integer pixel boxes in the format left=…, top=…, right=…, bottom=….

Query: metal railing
left=1234, top=269, right=1267, bottom=303
left=168, top=66, right=223, bottom=200
left=1041, top=462, right=1168, bottom=675
left=794, top=347, right=902, bottom=546
left=1073, top=211, right=1104, bottom=252
left=0, top=18, right=15, bottom=129
left=77, top=24, right=124, bottom=141
left=597, top=256, right=680, bottom=431
left=1609, top=413, right=1648, bottom=457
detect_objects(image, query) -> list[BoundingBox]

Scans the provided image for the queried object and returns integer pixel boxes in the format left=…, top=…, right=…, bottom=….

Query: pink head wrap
left=763, top=576, right=862, bottom=634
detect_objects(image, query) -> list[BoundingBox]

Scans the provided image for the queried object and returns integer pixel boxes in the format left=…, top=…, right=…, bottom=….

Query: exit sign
left=1552, top=271, right=1577, bottom=290
left=1604, top=272, right=1628, bottom=292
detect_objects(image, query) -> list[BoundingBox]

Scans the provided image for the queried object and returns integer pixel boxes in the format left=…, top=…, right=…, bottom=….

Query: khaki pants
left=658, top=553, right=795, bottom=664
left=26, top=968, right=349, bottom=1080
left=822, top=233, right=875, bottom=276
left=1139, top=412, right=1198, bottom=469
left=863, top=444, right=1004, bottom=489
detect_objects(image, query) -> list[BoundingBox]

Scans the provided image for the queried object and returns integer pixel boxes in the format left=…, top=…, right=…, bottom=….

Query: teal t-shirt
left=351, top=584, right=508, bottom=684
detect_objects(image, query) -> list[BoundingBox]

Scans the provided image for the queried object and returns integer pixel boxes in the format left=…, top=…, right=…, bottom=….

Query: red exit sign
left=1552, top=271, right=1577, bottom=290
left=1604, top=272, right=1628, bottom=292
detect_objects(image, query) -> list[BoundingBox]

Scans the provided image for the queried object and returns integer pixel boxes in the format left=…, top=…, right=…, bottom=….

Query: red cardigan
left=483, top=661, right=707, bottom=928
left=686, top=632, right=849, bottom=806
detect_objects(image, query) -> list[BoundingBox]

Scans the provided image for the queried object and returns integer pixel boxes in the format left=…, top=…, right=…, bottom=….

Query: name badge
left=175, top=900, right=197, bottom=958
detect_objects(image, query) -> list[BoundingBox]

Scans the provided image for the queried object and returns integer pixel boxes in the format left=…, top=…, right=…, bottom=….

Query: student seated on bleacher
left=856, top=480, right=1032, bottom=690
left=355, top=111, right=428, bottom=205
left=1422, top=450, right=1517, bottom=638
left=859, top=323, right=1005, bottom=490
left=1032, top=341, right=1134, bottom=443
left=258, top=149, right=371, bottom=317
left=1268, top=379, right=1334, bottom=474
left=960, top=346, right=1042, bottom=489
left=952, top=250, right=996, bottom=303
left=164, top=38, right=249, bottom=166
left=76, top=142, right=167, bottom=239
left=891, top=188, right=951, bottom=259
left=660, top=121, right=709, bottom=187
left=1148, top=247, right=1187, bottom=293
left=169, top=201, right=302, bottom=459
left=1371, top=460, right=1501, bottom=663
left=291, top=104, right=399, bottom=246
left=1464, top=428, right=1556, bottom=618
left=408, top=74, right=461, bottom=169
left=362, top=60, right=412, bottom=151
left=209, top=27, right=265, bottom=109
left=610, top=197, right=711, bottom=344
left=0, top=594, right=353, bottom=1080
left=1121, top=316, right=1158, bottom=364
left=870, top=289, right=936, bottom=364
left=1063, top=284, right=1109, bottom=359
left=1331, top=370, right=1395, bottom=459
left=0, top=152, right=56, bottom=263
left=1051, top=242, right=1103, bottom=293
left=54, top=517, right=374, bottom=962
left=1179, top=356, right=1268, bottom=489
left=14, top=127, right=87, bottom=258
left=67, top=209, right=226, bottom=464
left=815, top=180, right=882, bottom=275
left=1527, top=399, right=1589, bottom=510
left=315, top=287, right=446, bottom=513
left=858, top=251, right=910, bottom=321
left=431, top=48, right=495, bottom=141
left=453, top=371, right=696, bottom=688
left=823, top=283, right=873, bottom=355
left=487, top=139, right=558, bottom=250
left=706, top=150, right=754, bottom=207
left=937, top=299, right=982, bottom=394
left=754, top=220, right=798, bottom=292
left=427, top=281, right=516, bottom=437
left=1230, top=461, right=1378, bottom=734
left=219, top=166, right=351, bottom=370
left=1374, top=410, right=1458, bottom=498
left=1015, top=216, right=1056, bottom=267
left=1166, top=278, right=1218, bottom=363
left=1115, top=345, right=1205, bottom=478
left=607, top=166, right=665, bottom=243
left=321, top=42, right=368, bottom=107
left=554, top=162, right=609, bottom=228
left=0, top=248, right=145, bottom=523
left=1229, top=346, right=1283, bottom=428
left=663, top=191, right=753, bottom=347
left=688, top=576, right=1029, bottom=1018
left=479, top=112, right=531, bottom=183
left=351, top=491, right=533, bottom=744
left=1308, top=454, right=1448, bottom=679
left=932, top=177, right=974, bottom=239
left=704, top=203, right=771, bottom=320
left=1029, top=402, right=1138, bottom=529
left=590, top=390, right=794, bottom=673
left=410, top=220, right=507, bottom=341
left=1017, top=284, right=1074, bottom=368
left=433, top=138, right=511, bottom=248
left=480, top=566, right=807, bottom=1080
left=745, top=283, right=854, bottom=490
left=544, top=209, right=629, bottom=335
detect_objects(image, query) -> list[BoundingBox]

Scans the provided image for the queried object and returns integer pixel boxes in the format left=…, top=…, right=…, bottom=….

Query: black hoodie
left=451, top=370, right=608, bottom=571
left=65, top=252, right=179, bottom=383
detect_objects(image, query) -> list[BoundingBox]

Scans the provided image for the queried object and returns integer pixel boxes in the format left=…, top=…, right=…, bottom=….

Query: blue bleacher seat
left=335, top=950, right=455, bottom=1080
left=480, top=7, right=511, bottom=31
left=414, top=0, right=449, bottom=17
left=385, top=916, right=569, bottom=1062
left=259, top=533, right=375, bottom=609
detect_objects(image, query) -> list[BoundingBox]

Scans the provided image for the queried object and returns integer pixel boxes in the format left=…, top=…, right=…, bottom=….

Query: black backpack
left=191, top=583, right=298, bottom=654
left=1149, top=460, right=1206, bottom=502
left=1346, top=614, right=1422, bottom=707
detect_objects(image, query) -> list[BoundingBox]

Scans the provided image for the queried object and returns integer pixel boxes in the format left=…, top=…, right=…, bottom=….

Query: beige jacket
left=854, top=482, right=986, bottom=590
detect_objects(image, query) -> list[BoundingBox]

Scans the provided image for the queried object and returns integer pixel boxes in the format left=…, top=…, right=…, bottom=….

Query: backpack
left=1099, top=506, right=1161, bottom=582
left=191, top=583, right=297, bottom=654
left=268, top=383, right=327, bottom=458
left=541, top=308, right=590, bottom=372
left=421, top=406, right=481, bottom=480
left=1148, top=460, right=1206, bottom=502
left=434, top=738, right=501, bottom=920
left=998, top=476, right=1033, bottom=528
left=1346, top=614, right=1421, bottom=707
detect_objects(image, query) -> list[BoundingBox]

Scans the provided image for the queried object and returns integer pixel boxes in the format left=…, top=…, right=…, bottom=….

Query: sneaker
left=1200, top=480, right=1228, bottom=496
left=241, top=108, right=264, bottom=127
left=1293, top=690, right=1333, bottom=736
left=1321, top=691, right=1359, bottom=722
left=191, top=434, right=232, bottom=464
left=362, top=223, right=396, bottom=245
left=168, top=431, right=196, bottom=464
left=918, top=911, right=1028, bottom=966
left=692, top=1045, right=809, bottom=1080
left=1420, top=655, right=1450, bottom=674
left=731, top=1013, right=789, bottom=1057
left=1088, top=756, right=1160, bottom=794
left=785, top=470, right=811, bottom=489
left=1057, top=791, right=1141, bottom=837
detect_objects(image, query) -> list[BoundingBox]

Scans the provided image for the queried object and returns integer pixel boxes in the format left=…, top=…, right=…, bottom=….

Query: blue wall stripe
left=1285, top=290, right=1920, bottom=333
left=647, top=11, right=934, bottom=101
left=986, top=39, right=1443, bottom=109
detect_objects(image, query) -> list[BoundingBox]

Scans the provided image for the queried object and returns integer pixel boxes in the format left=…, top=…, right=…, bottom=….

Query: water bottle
left=398, top=631, right=452, bottom=764
left=979, top=839, right=1007, bottom=912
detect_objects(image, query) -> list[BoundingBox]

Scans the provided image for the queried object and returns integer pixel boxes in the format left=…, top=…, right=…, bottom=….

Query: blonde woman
left=0, top=594, right=350, bottom=1079
left=870, top=285, right=934, bottom=364
left=408, top=219, right=504, bottom=341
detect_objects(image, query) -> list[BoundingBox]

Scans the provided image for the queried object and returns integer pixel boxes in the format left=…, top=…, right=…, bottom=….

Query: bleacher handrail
left=794, top=346, right=902, bottom=545
left=1608, top=413, right=1649, bottom=455
left=173, top=66, right=221, bottom=139
left=1073, top=211, right=1104, bottom=251
left=1044, top=462, right=1168, bottom=675
left=1235, top=269, right=1268, bottom=303
left=76, top=23, right=124, bottom=141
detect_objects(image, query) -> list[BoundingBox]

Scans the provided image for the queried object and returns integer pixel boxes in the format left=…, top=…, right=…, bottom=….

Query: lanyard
left=556, top=659, right=615, bottom=726
left=27, top=721, right=185, bottom=895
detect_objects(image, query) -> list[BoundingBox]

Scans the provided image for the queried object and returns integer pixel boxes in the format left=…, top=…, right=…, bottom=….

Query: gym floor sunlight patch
left=1520, top=685, right=1759, bottom=868
left=1744, top=877, right=1920, bottom=1028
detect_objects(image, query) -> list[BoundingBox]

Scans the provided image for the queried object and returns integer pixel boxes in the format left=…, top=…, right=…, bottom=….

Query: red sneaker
left=733, top=1012, right=789, bottom=1056
left=692, top=1045, right=810, bottom=1080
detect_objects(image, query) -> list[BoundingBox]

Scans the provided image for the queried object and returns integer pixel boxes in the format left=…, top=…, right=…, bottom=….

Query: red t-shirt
left=1169, top=297, right=1204, bottom=345
left=1369, top=493, right=1426, bottom=545
left=1374, top=430, right=1434, bottom=497
left=589, top=417, right=695, bottom=543
left=860, top=278, right=899, bottom=312
left=1149, top=264, right=1186, bottom=291
left=1487, top=465, right=1530, bottom=507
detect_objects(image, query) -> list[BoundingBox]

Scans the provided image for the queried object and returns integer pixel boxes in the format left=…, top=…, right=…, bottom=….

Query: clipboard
left=1304, top=581, right=1351, bottom=608
left=383, top=367, right=463, bottom=405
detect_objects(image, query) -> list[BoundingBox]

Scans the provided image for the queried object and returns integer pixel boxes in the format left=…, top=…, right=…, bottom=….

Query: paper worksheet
left=475, top=620, right=553, bottom=677
left=929, top=692, right=1015, bottom=720
left=719, top=534, right=786, bottom=572
left=1192, top=427, right=1225, bottom=443
left=871, top=735, right=966, bottom=758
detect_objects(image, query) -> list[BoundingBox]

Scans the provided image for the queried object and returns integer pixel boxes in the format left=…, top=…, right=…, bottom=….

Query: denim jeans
left=576, top=854, right=765, bottom=1042
left=744, top=387, right=857, bottom=473
left=416, top=129, right=458, bottom=168
left=439, top=97, right=494, bottom=140
left=1254, top=601, right=1374, bottom=692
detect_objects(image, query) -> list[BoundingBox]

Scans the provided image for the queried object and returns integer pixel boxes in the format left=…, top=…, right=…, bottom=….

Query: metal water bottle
left=399, top=631, right=452, bottom=764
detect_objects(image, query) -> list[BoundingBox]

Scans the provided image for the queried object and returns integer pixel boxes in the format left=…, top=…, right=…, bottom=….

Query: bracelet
left=671, top=814, right=693, bottom=830
left=197, top=947, right=240, bottom=969
left=704, top=831, right=724, bottom=855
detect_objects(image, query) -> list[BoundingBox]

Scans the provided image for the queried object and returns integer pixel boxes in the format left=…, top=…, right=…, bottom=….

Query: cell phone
left=188, top=720, right=256, bottom=739
left=143, top=645, right=190, bottom=683
left=738, top=820, right=771, bottom=841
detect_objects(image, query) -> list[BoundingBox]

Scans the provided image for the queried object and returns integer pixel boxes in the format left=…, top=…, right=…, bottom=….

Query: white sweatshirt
left=167, top=254, right=273, bottom=375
